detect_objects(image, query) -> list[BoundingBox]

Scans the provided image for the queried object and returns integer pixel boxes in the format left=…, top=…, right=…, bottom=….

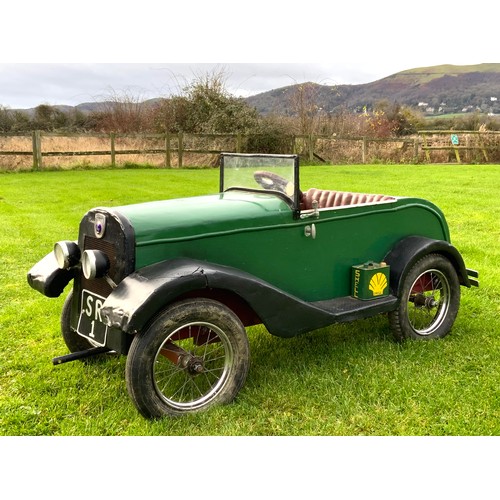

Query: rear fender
left=384, top=236, right=474, bottom=296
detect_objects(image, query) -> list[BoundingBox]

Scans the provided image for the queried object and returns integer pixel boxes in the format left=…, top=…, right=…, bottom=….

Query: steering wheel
left=253, top=170, right=294, bottom=196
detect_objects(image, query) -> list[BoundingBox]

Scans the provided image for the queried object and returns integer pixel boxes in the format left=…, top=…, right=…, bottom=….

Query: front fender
left=100, top=258, right=335, bottom=337
left=100, top=259, right=207, bottom=333
left=27, top=251, right=76, bottom=298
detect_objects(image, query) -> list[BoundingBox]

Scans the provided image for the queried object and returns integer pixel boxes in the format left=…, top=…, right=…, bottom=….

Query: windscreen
left=221, top=153, right=298, bottom=204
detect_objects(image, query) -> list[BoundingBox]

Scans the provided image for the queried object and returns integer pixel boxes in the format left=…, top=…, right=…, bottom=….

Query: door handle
left=304, top=224, right=316, bottom=239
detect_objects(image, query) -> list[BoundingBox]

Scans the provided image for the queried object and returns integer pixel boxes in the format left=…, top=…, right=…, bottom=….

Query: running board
left=312, top=295, right=399, bottom=322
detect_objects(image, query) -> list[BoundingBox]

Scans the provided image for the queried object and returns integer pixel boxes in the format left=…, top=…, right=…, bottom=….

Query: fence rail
left=1, top=130, right=499, bottom=170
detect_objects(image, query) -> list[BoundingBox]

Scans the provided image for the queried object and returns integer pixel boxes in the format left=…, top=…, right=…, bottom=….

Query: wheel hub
left=161, top=342, right=205, bottom=375
left=179, top=354, right=205, bottom=375
left=412, top=293, right=438, bottom=309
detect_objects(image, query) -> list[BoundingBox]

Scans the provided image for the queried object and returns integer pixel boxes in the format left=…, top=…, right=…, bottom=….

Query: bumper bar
left=466, top=268, right=479, bottom=287
left=52, top=346, right=112, bottom=365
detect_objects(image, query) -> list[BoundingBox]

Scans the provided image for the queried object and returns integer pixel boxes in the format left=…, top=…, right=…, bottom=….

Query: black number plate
left=77, top=290, right=108, bottom=346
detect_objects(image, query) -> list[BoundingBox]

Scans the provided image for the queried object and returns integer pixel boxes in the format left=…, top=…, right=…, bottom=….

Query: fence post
left=165, top=132, right=171, bottom=168
left=178, top=132, right=183, bottom=168
left=453, top=142, right=461, bottom=164
left=413, top=137, right=419, bottom=163
left=32, top=130, right=42, bottom=170
left=362, top=137, right=367, bottom=164
left=421, top=132, right=431, bottom=163
left=110, top=133, right=116, bottom=167
left=479, top=132, right=489, bottom=162
left=308, top=135, right=314, bottom=162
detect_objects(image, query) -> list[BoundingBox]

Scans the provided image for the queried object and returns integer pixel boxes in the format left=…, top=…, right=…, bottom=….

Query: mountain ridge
left=12, top=63, right=500, bottom=117
left=246, top=63, right=500, bottom=115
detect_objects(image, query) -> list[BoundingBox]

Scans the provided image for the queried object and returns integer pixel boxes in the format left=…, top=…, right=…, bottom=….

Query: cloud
left=0, top=63, right=381, bottom=109
left=0, top=62, right=422, bottom=109
left=1, top=1, right=499, bottom=109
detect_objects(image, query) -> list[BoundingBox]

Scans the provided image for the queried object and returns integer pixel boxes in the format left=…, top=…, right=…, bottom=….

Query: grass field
left=1, top=164, right=499, bottom=436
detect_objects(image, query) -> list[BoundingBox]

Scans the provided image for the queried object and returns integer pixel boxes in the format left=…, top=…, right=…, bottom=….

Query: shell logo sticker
left=369, top=272, right=388, bottom=296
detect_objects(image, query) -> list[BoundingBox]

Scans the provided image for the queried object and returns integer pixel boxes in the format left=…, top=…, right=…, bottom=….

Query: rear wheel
left=126, top=298, right=250, bottom=418
left=389, top=254, right=460, bottom=341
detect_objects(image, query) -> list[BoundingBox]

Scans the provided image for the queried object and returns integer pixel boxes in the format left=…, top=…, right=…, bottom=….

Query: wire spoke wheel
left=126, top=299, right=250, bottom=418
left=407, top=269, right=450, bottom=335
left=154, top=322, right=233, bottom=410
left=389, top=254, right=460, bottom=341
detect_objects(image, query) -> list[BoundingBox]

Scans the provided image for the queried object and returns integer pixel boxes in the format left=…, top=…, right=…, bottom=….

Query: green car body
left=28, top=153, right=478, bottom=418
left=123, top=191, right=450, bottom=301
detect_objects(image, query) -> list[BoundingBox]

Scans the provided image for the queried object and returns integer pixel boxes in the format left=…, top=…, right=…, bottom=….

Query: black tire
left=125, top=298, right=250, bottom=419
left=389, top=254, right=460, bottom=341
left=61, top=290, right=96, bottom=352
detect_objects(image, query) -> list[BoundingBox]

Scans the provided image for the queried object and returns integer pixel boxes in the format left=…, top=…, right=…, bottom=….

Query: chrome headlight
left=54, top=241, right=81, bottom=270
left=81, top=250, right=110, bottom=279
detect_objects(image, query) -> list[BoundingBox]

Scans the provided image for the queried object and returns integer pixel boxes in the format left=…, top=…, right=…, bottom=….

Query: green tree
left=181, top=69, right=259, bottom=134
left=33, top=104, right=56, bottom=130
left=0, top=105, right=14, bottom=132
left=373, top=100, right=424, bottom=136
left=11, top=110, right=32, bottom=132
left=150, top=69, right=259, bottom=135
left=69, top=108, right=90, bottom=131
left=151, top=96, right=190, bottom=133
left=245, top=114, right=292, bottom=154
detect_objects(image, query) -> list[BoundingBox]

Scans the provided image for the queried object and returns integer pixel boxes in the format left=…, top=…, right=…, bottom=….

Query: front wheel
left=126, top=298, right=250, bottom=419
left=389, top=254, right=460, bottom=341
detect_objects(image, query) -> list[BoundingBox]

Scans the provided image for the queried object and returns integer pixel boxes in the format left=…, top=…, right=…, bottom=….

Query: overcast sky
left=1, top=0, right=499, bottom=109
left=0, top=62, right=417, bottom=109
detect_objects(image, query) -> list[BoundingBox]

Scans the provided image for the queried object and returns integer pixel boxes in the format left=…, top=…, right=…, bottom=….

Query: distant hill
left=15, top=101, right=116, bottom=117
left=14, top=98, right=168, bottom=117
left=245, top=63, right=500, bottom=115
left=12, top=64, right=500, bottom=118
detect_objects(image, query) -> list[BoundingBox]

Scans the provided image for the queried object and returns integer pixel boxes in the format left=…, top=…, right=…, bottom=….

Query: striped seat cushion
left=302, top=188, right=395, bottom=209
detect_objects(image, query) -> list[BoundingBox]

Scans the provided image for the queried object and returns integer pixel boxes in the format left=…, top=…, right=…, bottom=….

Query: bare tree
left=90, top=88, right=151, bottom=133
left=287, top=82, right=322, bottom=136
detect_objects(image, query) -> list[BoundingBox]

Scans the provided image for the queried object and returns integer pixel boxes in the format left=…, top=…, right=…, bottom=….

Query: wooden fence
left=1, top=130, right=499, bottom=170
left=419, top=130, right=500, bottom=163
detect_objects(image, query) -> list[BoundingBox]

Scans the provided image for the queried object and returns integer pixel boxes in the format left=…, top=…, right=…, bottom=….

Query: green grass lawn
left=1, top=164, right=499, bottom=436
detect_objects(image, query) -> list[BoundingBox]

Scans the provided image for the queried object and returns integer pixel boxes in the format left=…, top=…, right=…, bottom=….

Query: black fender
left=384, top=236, right=474, bottom=296
left=100, top=258, right=336, bottom=338
left=27, top=250, right=76, bottom=298
left=100, top=259, right=207, bottom=334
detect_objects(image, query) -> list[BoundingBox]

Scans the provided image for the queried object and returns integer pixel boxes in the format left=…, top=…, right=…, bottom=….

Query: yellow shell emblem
left=369, top=272, right=388, bottom=296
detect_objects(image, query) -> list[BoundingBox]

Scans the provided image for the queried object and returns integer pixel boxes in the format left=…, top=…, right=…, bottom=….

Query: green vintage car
left=28, top=153, right=479, bottom=418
